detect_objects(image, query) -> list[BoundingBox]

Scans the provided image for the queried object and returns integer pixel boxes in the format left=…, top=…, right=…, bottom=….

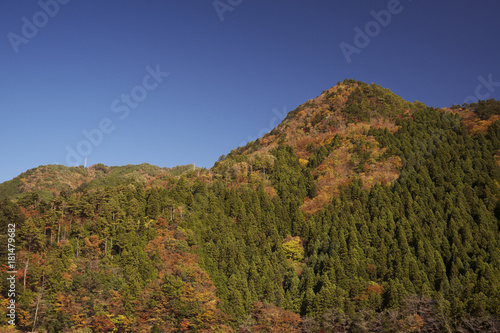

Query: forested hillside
left=1, top=80, right=500, bottom=332
left=0, top=164, right=197, bottom=201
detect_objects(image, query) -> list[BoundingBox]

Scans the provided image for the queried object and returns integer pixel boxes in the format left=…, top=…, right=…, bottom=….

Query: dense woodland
left=1, top=80, right=500, bottom=332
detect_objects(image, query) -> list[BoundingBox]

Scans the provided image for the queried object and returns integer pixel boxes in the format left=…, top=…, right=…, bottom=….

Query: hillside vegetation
left=1, top=80, right=500, bottom=332
left=0, top=163, right=197, bottom=201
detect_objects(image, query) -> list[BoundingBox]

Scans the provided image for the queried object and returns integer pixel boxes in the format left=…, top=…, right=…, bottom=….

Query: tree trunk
left=23, top=258, right=29, bottom=288
left=32, top=293, right=41, bottom=332
left=76, top=237, right=80, bottom=259
left=32, top=275, right=44, bottom=332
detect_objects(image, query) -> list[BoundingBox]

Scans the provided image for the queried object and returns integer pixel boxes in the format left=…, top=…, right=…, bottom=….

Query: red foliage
left=91, top=314, right=115, bottom=332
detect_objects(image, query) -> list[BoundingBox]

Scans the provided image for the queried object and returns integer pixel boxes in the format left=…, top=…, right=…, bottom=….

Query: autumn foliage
left=1, top=80, right=500, bottom=332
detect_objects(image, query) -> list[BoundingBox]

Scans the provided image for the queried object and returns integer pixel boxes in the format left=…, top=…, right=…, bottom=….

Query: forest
left=1, top=80, right=500, bottom=332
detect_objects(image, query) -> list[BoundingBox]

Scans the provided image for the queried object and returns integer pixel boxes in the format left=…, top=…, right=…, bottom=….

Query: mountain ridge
left=0, top=163, right=199, bottom=201
left=3, top=79, right=500, bottom=211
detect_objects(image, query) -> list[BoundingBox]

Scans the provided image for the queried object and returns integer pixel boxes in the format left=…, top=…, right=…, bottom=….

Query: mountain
left=1, top=79, right=500, bottom=332
left=215, top=79, right=495, bottom=214
left=0, top=163, right=198, bottom=201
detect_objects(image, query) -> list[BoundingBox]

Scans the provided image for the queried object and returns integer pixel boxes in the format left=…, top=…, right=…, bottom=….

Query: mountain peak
left=232, top=79, right=410, bottom=157
left=214, top=79, right=418, bottom=213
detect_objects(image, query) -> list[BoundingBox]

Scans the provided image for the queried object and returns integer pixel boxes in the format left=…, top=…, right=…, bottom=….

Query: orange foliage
left=54, top=292, right=86, bottom=328
left=0, top=326, right=18, bottom=333
left=445, top=107, right=499, bottom=135
left=264, top=186, right=277, bottom=200
left=138, top=228, right=231, bottom=332
left=91, top=314, right=115, bottom=332
left=354, top=283, right=384, bottom=302
left=408, top=314, right=425, bottom=332
left=156, top=216, right=168, bottom=228
left=302, top=133, right=400, bottom=214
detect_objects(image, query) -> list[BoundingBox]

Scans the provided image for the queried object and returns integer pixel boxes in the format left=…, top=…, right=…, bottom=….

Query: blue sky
left=1, top=0, right=499, bottom=183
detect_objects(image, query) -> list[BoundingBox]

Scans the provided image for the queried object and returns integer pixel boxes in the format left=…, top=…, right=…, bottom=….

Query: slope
left=214, top=79, right=416, bottom=213
left=0, top=163, right=197, bottom=201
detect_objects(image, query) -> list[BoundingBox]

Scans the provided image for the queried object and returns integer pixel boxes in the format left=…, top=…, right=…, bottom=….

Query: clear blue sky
left=1, top=0, right=499, bottom=183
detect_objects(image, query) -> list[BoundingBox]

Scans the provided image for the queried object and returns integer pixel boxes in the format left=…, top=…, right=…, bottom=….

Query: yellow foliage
left=111, top=315, right=134, bottom=331
left=0, top=298, right=11, bottom=327
left=16, top=308, right=31, bottom=330
left=282, top=237, right=304, bottom=262
left=298, top=158, right=309, bottom=167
